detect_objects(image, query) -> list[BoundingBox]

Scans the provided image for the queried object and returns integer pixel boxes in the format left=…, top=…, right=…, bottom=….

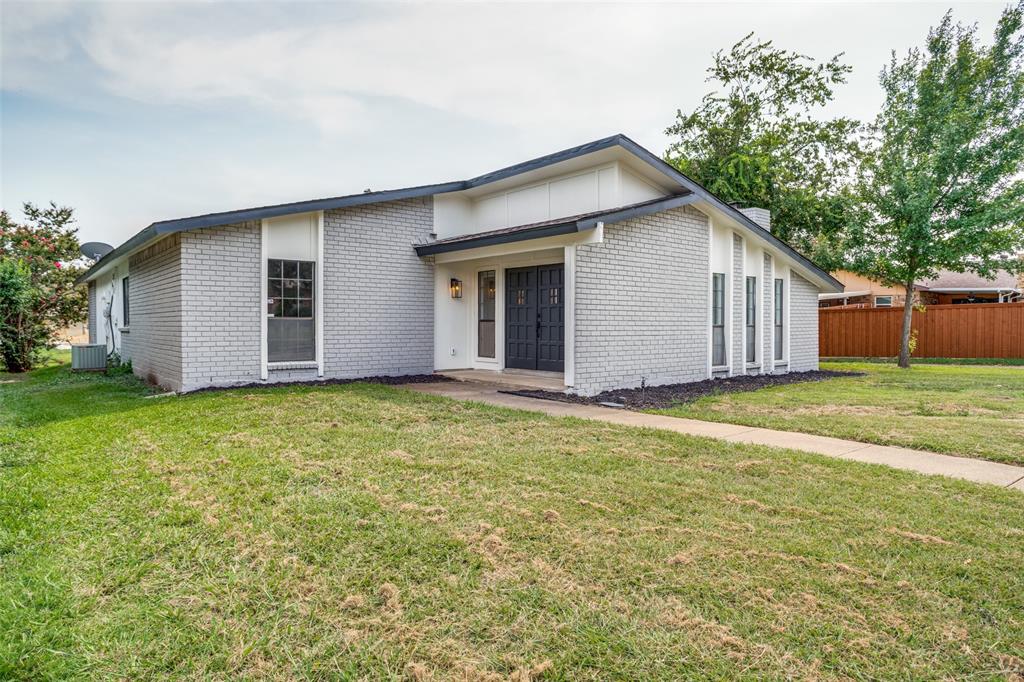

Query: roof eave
left=610, top=135, right=843, bottom=293
left=80, top=132, right=839, bottom=292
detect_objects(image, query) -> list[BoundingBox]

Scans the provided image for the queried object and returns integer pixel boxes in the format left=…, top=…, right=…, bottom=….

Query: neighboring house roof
left=77, top=133, right=841, bottom=292
left=917, top=269, right=1022, bottom=291
left=414, top=194, right=697, bottom=256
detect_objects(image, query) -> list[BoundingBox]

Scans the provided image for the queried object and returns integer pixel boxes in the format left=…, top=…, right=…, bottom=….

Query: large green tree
left=664, top=33, right=863, bottom=267
left=0, top=203, right=88, bottom=372
left=849, top=4, right=1024, bottom=368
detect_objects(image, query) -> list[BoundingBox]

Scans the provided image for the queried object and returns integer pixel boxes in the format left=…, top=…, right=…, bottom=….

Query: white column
left=728, top=231, right=736, bottom=376
left=316, top=211, right=325, bottom=377
left=784, top=266, right=792, bottom=368
left=706, top=220, right=714, bottom=379
left=259, top=219, right=269, bottom=381
left=564, top=244, right=576, bottom=388
left=738, top=235, right=746, bottom=376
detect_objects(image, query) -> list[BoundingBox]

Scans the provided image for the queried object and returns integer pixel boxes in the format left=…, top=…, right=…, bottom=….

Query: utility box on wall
left=71, top=344, right=107, bottom=371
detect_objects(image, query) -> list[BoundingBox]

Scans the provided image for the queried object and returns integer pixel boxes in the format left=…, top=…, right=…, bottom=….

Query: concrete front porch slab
left=436, top=369, right=566, bottom=392
left=404, top=379, right=1024, bottom=492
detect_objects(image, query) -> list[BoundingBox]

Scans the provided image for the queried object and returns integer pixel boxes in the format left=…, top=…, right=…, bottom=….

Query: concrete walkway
left=404, top=379, right=1024, bottom=492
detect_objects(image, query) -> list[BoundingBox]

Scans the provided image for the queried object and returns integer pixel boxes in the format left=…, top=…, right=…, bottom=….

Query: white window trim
left=710, top=271, right=728, bottom=371
left=472, top=265, right=501, bottom=367
left=260, top=212, right=323, bottom=381
left=772, top=266, right=789, bottom=368
left=874, top=295, right=893, bottom=308
left=745, top=272, right=758, bottom=366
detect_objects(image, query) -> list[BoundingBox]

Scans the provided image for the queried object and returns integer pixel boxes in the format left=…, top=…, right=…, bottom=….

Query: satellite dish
left=80, top=242, right=113, bottom=261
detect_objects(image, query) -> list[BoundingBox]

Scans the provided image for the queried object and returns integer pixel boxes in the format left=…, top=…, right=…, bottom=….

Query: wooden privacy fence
left=819, top=302, right=1024, bottom=358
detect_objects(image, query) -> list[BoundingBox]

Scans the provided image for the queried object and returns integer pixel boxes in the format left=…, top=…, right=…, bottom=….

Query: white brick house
left=78, top=134, right=842, bottom=395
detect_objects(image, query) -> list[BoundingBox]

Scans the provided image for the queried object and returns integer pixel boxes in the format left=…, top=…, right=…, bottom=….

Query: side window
left=774, top=278, right=784, bottom=361
left=478, top=270, right=496, bottom=359
left=267, top=259, right=315, bottom=362
left=712, top=273, right=726, bottom=366
left=122, top=276, right=130, bottom=327
left=745, top=276, right=757, bottom=363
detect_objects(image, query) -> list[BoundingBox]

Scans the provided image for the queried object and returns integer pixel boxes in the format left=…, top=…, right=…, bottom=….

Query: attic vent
left=736, top=207, right=771, bottom=232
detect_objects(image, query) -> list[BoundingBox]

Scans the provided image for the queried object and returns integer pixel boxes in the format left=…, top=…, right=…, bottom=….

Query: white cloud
left=63, top=2, right=702, bottom=142
left=7, top=2, right=1010, bottom=142
left=7, top=1, right=1010, bottom=147
left=2, top=1, right=1011, bottom=244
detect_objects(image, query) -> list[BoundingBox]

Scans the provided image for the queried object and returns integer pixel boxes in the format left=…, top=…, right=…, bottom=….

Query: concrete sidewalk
left=405, top=379, right=1024, bottom=492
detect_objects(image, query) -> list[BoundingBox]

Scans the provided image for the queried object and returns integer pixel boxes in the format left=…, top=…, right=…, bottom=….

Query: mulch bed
left=186, top=373, right=453, bottom=395
left=504, top=370, right=862, bottom=410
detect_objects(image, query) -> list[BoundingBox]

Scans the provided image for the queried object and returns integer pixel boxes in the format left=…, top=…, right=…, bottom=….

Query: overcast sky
left=0, top=1, right=1010, bottom=247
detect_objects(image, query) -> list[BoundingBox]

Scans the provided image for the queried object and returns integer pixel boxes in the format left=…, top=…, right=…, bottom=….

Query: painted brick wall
left=179, top=222, right=262, bottom=391
left=158, top=198, right=434, bottom=392
left=732, top=233, right=745, bottom=375
left=87, top=282, right=97, bottom=344
left=789, top=271, right=819, bottom=371
left=738, top=207, right=771, bottom=232
left=125, top=234, right=183, bottom=391
left=322, top=197, right=435, bottom=378
left=763, top=253, right=773, bottom=373
left=573, top=205, right=709, bottom=396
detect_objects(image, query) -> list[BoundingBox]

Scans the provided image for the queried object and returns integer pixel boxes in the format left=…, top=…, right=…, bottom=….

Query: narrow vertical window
left=267, top=258, right=315, bottom=362
left=121, top=276, right=130, bottom=327
left=712, top=273, right=726, bottom=366
left=478, top=270, right=496, bottom=358
left=745, top=276, right=756, bottom=363
left=774, top=278, right=784, bottom=361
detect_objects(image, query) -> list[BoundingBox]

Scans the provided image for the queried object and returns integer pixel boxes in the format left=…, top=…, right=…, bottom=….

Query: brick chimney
left=736, top=206, right=771, bottom=232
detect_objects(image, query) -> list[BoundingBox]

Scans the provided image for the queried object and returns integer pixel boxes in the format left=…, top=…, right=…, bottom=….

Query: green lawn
left=655, top=362, right=1024, bottom=466
left=2, top=360, right=1023, bottom=679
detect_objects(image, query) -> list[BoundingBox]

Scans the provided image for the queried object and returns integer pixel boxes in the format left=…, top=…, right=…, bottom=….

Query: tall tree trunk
left=897, top=285, right=915, bottom=368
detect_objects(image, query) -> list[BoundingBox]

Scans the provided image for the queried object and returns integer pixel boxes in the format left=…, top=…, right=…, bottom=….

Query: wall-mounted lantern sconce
left=450, top=278, right=463, bottom=299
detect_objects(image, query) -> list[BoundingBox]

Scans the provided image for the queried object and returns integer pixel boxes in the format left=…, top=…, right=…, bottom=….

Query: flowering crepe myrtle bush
left=0, top=202, right=88, bottom=372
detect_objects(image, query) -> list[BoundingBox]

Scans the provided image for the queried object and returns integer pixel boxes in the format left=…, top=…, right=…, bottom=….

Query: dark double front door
left=505, top=264, right=564, bottom=372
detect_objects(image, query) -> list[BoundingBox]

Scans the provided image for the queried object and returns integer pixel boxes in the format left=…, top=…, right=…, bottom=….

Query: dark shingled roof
left=77, top=133, right=842, bottom=292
